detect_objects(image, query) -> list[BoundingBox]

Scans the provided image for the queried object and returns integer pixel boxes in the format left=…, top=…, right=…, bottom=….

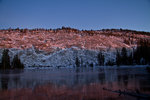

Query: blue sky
left=0, top=0, right=150, bottom=32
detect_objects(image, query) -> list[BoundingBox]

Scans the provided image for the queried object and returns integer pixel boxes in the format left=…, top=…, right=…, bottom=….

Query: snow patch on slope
left=0, top=47, right=117, bottom=68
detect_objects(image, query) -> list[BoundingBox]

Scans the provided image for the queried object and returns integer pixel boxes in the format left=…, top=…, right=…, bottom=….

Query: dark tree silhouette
left=115, top=39, right=150, bottom=66
left=127, top=52, right=133, bottom=65
left=106, top=60, right=115, bottom=66
left=12, top=55, right=24, bottom=69
left=98, top=52, right=104, bottom=66
left=116, top=48, right=131, bottom=66
left=1, top=49, right=11, bottom=69
left=121, top=47, right=128, bottom=65
left=133, top=39, right=150, bottom=65
left=75, top=57, right=80, bottom=67
left=116, top=50, right=121, bottom=66
left=89, top=63, right=93, bottom=67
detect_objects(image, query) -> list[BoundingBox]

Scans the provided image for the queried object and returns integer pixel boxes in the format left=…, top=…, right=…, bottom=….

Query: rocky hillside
left=0, top=27, right=150, bottom=67
left=0, top=27, right=150, bottom=51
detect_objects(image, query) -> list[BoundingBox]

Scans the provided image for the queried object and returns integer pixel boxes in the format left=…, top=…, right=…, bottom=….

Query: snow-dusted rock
left=0, top=47, right=117, bottom=68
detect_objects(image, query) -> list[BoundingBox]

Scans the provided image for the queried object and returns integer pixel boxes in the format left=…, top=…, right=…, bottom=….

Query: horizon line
left=0, top=27, right=150, bottom=33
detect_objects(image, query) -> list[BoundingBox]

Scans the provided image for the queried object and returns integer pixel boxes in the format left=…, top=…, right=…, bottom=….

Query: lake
left=0, top=66, right=150, bottom=100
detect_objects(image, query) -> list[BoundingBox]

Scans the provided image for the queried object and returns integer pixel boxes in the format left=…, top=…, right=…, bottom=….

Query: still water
left=0, top=66, right=150, bottom=100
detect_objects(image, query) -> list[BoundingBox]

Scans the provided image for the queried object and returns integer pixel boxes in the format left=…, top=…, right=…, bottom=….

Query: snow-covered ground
left=0, top=47, right=116, bottom=68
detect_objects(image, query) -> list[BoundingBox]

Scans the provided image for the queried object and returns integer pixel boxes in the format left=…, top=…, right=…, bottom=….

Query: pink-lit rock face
left=0, top=28, right=150, bottom=51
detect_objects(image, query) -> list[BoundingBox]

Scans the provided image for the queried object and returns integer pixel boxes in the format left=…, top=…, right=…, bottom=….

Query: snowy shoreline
left=24, top=65, right=149, bottom=70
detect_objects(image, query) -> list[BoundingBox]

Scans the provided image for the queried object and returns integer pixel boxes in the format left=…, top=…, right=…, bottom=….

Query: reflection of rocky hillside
left=0, top=67, right=149, bottom=93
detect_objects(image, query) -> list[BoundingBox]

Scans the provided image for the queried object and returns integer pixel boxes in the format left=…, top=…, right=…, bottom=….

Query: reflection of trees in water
left=0, top=70, right=23, bottom=90
left=117, top=75, right=129, bottom=88
left=98, top=73, right=105, bottom=84
left=139, top=79, right=150, bottom=92
left=13, top=76, right=20, bottom=88
left=74, top=68, right=79, bottom=85
left=1, top=75, right=9, bottom=90
left=74, top=68, right=99, bottom=86
left=123, top=75, right=128, bottom=87
left=74, top=68, right=85, bottom=86
left=0, top=70, right=10, bottom=90
left=103, top=68, right=118, bottom=85
left=98, top=68, right=130, bottom=89
left=117, top=75, right=121, bottom=86
left=97, top=68, right=106, bottom=84
left=74, top=67, right=150, bottom=94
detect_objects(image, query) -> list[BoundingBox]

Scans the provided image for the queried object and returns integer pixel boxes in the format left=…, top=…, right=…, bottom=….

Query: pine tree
left=98, top=52, right=104, bottom=66
left=75, top=57, right=80, bottom=67
left=127, top=52, right=133, bottom=65
left=12, top=55, right=24, bottom=69
left=1, top=49, right=11, bottom=69
left=121, top=47, right=127, bottom=65
left=116, top=50, right=121, bottom=66
left=133, top=39, right=150, bottom=65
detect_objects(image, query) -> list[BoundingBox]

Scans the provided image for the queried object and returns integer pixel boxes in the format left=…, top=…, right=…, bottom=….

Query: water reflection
left=98, top=73, right=105, bottom=84
left=0, top=70, right=10, bottom=90
left=0, top=70, right=23, bottom=90
left=1, top=74, right=9, bottom=90
left=0, top=67, right=150, bottom=100
left=0, top=67, right=150, bottom=94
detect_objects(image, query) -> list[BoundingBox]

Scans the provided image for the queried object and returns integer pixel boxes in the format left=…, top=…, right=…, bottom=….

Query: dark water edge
left=0, top=66, right=150, bottom=100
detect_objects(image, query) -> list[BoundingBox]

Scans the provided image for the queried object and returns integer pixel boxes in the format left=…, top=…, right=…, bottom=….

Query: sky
left=0, top=0, right=150, bottom=32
